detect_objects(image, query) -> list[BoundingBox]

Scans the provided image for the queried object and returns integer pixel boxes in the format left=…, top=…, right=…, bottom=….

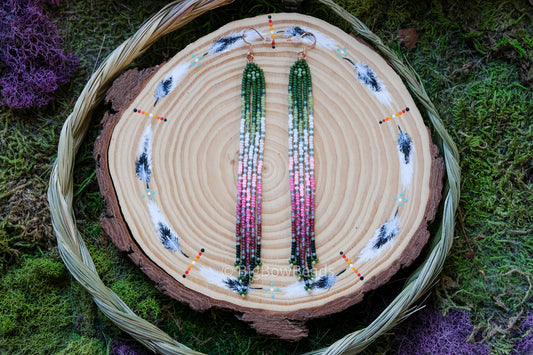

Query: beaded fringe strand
left=234, top=62, right=266, bottom=297
left=288, top=59, right=317, bottom=291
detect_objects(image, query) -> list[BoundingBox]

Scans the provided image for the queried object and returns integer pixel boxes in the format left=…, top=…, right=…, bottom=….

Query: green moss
left=110, top=279, right=161, bottom=323
left=0, top=256, right=73, bottom=352
left=0, top=289, right=25, bottom=336
left=0, top=111, right=58, bottom=268
left=55, top=335, right=106, bottom=355
left=413, top=10, right=533, bottom=351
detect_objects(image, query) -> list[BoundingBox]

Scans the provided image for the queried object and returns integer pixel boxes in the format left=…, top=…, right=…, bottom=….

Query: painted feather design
left=312, top=269, right=346, bottom=290
left=223, top=277, right=252, bottom=294
left=359, top=211, right=400, bottom=262
left=397, top=126, right=414, bottom=191
left=154, top=62, right=189, bottom=106
left=199, top=266, right=254, bottom=294
left=148, top=201, right=188, bottom=257
left=283, top=270, right=345, bottom=297
left=204, top=30, right=263, bottom=56
left=279, top=26, right=338, bottom=50
left=135, top=124, right=152, bottom=189
left=343, top=58, right=392, bottom=106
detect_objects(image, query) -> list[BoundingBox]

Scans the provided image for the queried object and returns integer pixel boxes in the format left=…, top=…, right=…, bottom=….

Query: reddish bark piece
left=398, top=28, right=420, bottom=49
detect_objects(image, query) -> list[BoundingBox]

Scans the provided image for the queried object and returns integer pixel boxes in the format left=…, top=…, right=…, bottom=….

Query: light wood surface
left=96, top=13, right=443, bottom=339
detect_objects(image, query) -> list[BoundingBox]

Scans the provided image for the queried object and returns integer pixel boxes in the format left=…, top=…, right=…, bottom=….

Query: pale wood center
left=107, top=13, right=433, bottom=312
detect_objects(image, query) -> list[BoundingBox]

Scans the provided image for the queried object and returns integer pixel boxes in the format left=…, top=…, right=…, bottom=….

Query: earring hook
left=293, top=32, right=316, bottom=60
left=242, top=27, right=264, bottom=63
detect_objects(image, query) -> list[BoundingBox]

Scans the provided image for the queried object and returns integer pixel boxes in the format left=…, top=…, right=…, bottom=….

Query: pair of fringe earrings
left=235, top=28, right=317, bottom=296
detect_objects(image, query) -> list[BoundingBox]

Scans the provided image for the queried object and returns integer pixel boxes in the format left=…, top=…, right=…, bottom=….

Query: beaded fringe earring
left=234, top=28, right=266, bottom=297
left=288, top=32, right=318, bottom=291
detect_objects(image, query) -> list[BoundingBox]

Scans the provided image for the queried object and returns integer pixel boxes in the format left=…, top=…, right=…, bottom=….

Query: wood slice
left=94, top=13, right=444, bottom=340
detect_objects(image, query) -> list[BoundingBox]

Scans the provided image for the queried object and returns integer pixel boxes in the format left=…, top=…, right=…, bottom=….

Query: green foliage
left=327, top=0, right=431, bottom=34
left=0, top=256, right=97, bottom=354
left=55, top=336, right=106, bottom=355
left=0, top=112, right=58, bottom=269
left=389, top=2, right=533, bottom=353
left=110, top=279, right=161, bottom=323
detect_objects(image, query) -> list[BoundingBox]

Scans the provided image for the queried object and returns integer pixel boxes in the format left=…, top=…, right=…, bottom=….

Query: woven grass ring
left=47, top=0, right=460, bottom=353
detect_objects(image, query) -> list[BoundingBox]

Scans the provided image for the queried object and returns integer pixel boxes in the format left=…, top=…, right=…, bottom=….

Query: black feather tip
left=373, top=210, right=399, bottom=250
left=157, top=223, right=188, bottom=258
left=343, top=58, right=382, bottom=92
left=397, top=126, right=413, bottom=164
left=205, top=34, right=242, bottom=56
left=154, top=77, right=173, bottom=107
left=223, top=277, right=250, bottom=295
left=135, top=152, right=151, bottom=189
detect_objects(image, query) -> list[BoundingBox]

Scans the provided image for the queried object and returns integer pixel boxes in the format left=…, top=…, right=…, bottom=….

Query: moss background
left=0, top=0, right=532, bottom=353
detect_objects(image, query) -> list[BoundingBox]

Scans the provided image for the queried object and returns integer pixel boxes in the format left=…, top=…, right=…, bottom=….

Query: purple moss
left=395, top=307, right=489, bottom=354
left=109, top=339, right=152, bottom=355
left=0, top=0, right=78, bottom=109
left=514, top=313, right=533, bottom=354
